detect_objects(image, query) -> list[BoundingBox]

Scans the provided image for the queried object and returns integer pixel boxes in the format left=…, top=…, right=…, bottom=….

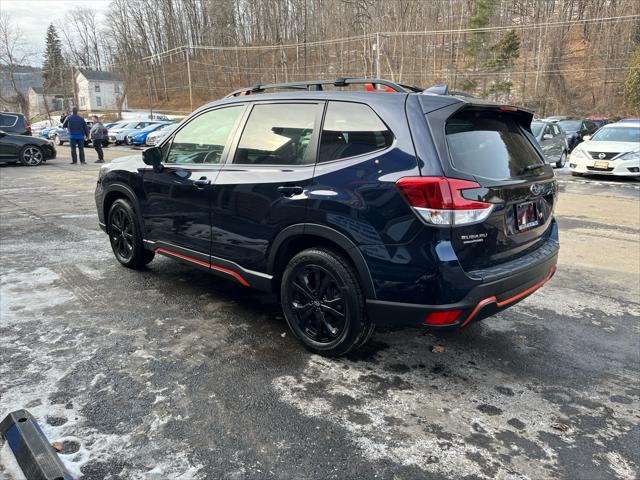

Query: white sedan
left=569, top=122, right=640, bottom=177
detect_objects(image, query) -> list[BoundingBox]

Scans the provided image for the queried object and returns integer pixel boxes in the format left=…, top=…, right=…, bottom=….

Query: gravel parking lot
left=1, top=146, right=639, bottom=479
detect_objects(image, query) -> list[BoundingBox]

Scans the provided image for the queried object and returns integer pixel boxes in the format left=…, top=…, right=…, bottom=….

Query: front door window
left=167, top=106, right=244, bottom=164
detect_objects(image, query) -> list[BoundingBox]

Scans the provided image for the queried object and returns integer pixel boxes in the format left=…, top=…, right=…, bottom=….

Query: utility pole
left=147, top=77, right=153, bottom=119
left=375, top=32, right=381, bottom=79
left=185, top=45, right=193, bottom=112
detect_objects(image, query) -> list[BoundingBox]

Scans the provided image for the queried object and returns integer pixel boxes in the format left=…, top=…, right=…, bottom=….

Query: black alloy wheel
left=290, top=264, right=347, bottom=343
left=107, top=199, right=155, bottom=268
left=281, top=248, right=372, bottom=356
left=110, top=206, right=134, bottom=262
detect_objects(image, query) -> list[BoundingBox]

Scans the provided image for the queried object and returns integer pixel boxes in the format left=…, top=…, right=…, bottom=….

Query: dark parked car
left=531, top=120, right=569, bottom=168
left=557, top=119, right=598, bottom=151
left=0, top=130, right=56, bottom=166
left=0, top=112, right=31, bottom=136
left=95, top=78, right=559, bottom=356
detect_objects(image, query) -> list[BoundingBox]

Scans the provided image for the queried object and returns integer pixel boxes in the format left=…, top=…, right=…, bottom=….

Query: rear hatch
left=428, top=103, right=557, bottom=271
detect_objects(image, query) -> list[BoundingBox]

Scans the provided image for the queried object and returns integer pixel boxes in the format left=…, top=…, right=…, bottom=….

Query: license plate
left=593, top=161, right=609, bottom=170
left=516, top=202, right=538, bottom=231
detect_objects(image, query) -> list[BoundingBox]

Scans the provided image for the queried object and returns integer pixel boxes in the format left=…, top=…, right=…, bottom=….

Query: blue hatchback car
left=125, top=122, right=172, bottom=146
left=95, top=78, right=559, bottom=356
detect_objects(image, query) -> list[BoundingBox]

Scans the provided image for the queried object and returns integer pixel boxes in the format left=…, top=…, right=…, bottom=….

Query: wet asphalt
left=0, top=146, right=638, bottom=479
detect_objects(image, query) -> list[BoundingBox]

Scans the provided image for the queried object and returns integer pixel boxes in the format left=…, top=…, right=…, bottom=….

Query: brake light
left=423, top=309, right=463, bottom=325
left=498, top=106, right=518, bottom=112
left=395, top=177, right=493, bottom=226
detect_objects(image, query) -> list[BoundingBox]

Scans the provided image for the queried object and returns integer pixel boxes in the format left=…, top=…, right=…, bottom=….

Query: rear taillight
left=396, top=177, right=493, bottom=226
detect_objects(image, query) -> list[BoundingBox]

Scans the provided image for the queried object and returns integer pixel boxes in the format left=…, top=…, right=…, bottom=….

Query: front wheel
left=556, top=151, right=567, bottom=168
left=19, top=145, right=43, bottom=166
left=107, top=199, right=155, bottom=269
left=280, top=248, right=373, bottom=357
left=54, top=135, right=63, bottom=146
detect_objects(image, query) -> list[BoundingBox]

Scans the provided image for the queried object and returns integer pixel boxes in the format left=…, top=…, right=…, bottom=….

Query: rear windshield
left=446, top=110, right=544, bottom=180
left=590, top=126, right=640, bottom=143
left=558, top=120, right=581, bottom=132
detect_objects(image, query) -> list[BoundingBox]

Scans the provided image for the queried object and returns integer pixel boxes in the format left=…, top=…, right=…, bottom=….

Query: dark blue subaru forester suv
left=95, top=78, right=558, bottom=356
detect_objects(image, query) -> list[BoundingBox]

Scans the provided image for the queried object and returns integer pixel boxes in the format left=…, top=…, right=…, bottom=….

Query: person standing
left=90, top=115, right=107, bottom=163
left=62, top=106, right=89, bottom=164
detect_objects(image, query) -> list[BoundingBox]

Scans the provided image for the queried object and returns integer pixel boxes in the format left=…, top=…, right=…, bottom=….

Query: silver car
left=531, top=120, right=569, bottom=168
left=145, top=123, right=179, bottom=146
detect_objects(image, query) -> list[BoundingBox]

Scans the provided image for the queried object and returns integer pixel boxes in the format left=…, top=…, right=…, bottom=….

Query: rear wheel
left=19, top=145, right=43, bottom=166
left=107, top=199, right=155, bottom=269
left=281, top=248, right=372, bottom=357
left=556, top=151, right=567, bottom=168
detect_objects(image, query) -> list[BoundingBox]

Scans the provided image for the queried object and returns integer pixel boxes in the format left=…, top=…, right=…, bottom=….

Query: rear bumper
left=366, top=232, right=559, bottom=328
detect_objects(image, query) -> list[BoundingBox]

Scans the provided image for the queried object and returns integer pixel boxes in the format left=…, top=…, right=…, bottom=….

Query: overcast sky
left=1, top=0, right=111, bottom=65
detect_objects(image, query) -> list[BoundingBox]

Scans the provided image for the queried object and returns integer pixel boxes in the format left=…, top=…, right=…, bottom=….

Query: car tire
left=54, top=135, right=63, bottom=146
left=19, top=145, right=44, bottom=166
left=556, top=151, right=567, bottom=168
left=107, top=199, right=155, bottom=269
left=280, top=248, right=372, bottom=357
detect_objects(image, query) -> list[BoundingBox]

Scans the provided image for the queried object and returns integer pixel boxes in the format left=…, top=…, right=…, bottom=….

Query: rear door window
left=0, top=114, right=18, bottom=128
left=319, top=102, right=393, bottom=163
left=233, top=103, right=319, bottom=165
left=445, top=109, right=544, bottom=180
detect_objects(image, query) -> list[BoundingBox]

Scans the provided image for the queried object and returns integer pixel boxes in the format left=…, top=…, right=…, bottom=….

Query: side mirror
left=143, top=146, right=163, bottom=172
left=582, top=135, right=591, bottom=141
left=543, top=134, right=553, bottom=140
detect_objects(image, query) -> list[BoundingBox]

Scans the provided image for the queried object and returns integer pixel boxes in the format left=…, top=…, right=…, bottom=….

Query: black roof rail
left=225, top=78, right=419, bottom=97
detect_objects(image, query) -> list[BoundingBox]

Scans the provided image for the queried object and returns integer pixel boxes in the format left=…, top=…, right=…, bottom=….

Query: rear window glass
left=319, top=102, right=393, bottom=163
left=558, top=120, right=581, bottom=132
left=446, top=110, right=544, bottom=180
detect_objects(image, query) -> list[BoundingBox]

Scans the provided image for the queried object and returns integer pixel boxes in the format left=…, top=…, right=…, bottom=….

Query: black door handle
left=277, top=186, right=303, bottom=197
left=194, top=178, right=211, bottom=188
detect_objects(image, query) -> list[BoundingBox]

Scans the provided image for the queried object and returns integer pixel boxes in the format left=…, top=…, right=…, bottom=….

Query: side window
left=166, top=105, right=244, bottom=165
left=543, top=125, right=552, bottom=136
left=319, top=101, right=393, bottom=163
left=552, top=124, right=560, bottom=136
left=0, top=113, right=16, bottom=127
left=0, top=114, right=17, bottom=127
left=233, top=103, right=318, bottom=165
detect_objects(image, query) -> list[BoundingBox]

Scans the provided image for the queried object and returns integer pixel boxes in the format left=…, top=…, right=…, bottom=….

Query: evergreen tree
left=42, top=24, right=65, bottom=91
left=485, top=30, right=520, bottom=72
left=465, top=0, right=497, bottom=59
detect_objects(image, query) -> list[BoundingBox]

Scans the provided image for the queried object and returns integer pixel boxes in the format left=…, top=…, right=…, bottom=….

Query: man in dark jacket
left=62, top=106, right=89, bottom=164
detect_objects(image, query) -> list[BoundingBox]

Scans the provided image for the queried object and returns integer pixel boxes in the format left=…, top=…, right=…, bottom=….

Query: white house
left=28, top=87, right=71, bottom=115
left=75, top=68, right=127, bottom=111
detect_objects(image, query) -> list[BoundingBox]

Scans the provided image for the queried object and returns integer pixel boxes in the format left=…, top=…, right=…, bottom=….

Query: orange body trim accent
left=461, top=264, right=557, bottom=327
left=155, top=247, right=250, bottom=287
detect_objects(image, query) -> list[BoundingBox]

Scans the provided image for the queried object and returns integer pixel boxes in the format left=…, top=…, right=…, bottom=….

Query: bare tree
left=0, top=12, right=31, bottom=117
